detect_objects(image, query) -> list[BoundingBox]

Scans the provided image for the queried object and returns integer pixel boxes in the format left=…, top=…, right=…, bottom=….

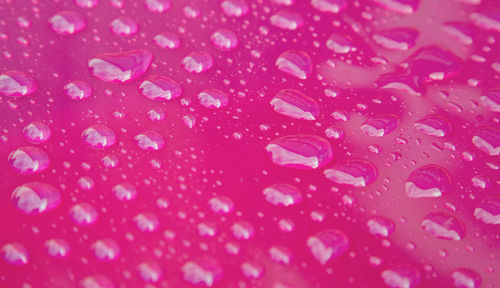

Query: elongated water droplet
left=49, top=11, right=86, bottom=35
left=270, top=10, right=304, bottom=30
left=139, top=76, right=182, bottom=101
left=406, top=165, right=451, bottom=198
left=88, top=50, right=152, bottom=84
left=451, top=268, right=482, bottom=288
left=276, top=50, right=312, bottom=80
left=421, top=212, right=465, bottom=240
left=198, top=89, right=229, bottom=109
left=145, top=0, right=171, bottom=13
left=372, top=27, right=418, bottom=51
left=210, top=29, right=238, bottom=51
left=414, top=114, right=452, bottom=137
left=8, top=146, right=49, bottom=175
left=324, top=159, right=378, bottom=187
left=311, top=0, right=347, bottom=13
left=381, top=265, right=421, bottom=288
left=221, top=0, right=249, bottom=17
left=472, top=127, right=500, bottom=156
left=474, top=196, right=499, bottom=225
left=271, top=89, right=319, bottom=120
left=0, top=71, right=36, bottom=97
left=262, top=183, right=302, bottom=207
left=307, top=229, right=349, bottom=265
left=480, top=88, right=500, bottom=112
left=361, top=114, right=400, bottom=137
left=370, top=0, right=419, bottom=15
left=11, top=182, right=61, bottom=215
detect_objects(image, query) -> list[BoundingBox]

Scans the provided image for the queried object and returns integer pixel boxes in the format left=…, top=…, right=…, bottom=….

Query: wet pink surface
left=0, top=0, right=499, bottom=287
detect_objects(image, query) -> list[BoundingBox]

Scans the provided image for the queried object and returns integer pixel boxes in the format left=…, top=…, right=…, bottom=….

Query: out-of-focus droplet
left=82, top=124, right=116, bottom=150
left=154, top=32, right=181, bottom=49
left=270, top=10, right=304, bottom=30
left=451, top=268, right=482, bottom=288
left=137, top=261, right=163, bottom=283
left=91, top=239, right=120, bottom=262
left=381, top=265, right=421, bottom=288
left=367, top=216, right=396, bottom=237
left=221, top=0, right=249, bottom=17
left=45, top=239, right=70, bottom=258
left=182, top=256, right=223, bottom=287
left=79, top=275, right=114, bottom=288
left=69, top=203, right=98, bottom=226
left=134, top=212, right=159, bottom=232
left=208, top=196, right=234, bottom=214
left=324, top=159, right=378, bottom=187
left=210, top=29, right=238, bottom=51
left=112, top=183, right=138, bottom=201
left=266, top=134, right=333, bottom=169
left=311, top=0, right=347, bottom=13
left=1, top=243, right=29, bottom=265
left=372, top=27, right=419, bottom=50
left=75, top=0, right=99, bottom=8
left=480, top=88, right=500, bottom=112
left=231, top=221, right=255, bottom=240
left=145, top=0, right=171, bottom=13
left=11, top=182, right=61, bottom=215
left=88, top=50, right=152, bottom=84
left=370, top=0, right=419, bottom=15
left=0, top=71, right=37, bottom=97
left=109, top=17, right=138, bottom=36
left=307, top=229, right=349, bottom=265
left=241, top=262, right=264, bottom=279
left=406, top=165, right=451, bottom=198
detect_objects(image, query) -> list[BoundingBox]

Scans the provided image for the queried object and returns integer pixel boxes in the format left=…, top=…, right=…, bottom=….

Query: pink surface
left=0, top=0, right=499, bottom=287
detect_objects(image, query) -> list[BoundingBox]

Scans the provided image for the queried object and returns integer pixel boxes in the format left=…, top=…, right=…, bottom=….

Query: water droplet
left=109, top=17, right=138, bottom=36
left=79, top=275, right=114, bottom=288
left=241, top=262, right=264, bottom=279
left=11, top=182, right=61, bottom=215
left=451, top=268, right=482, bottom=288
left=324, top=159, right=378, bottom=187
left=75, top=0, right=98, bottom=8
left=182, top=257, right=223, bottom=287
left=88, top=49, right=152, bottom=84
left=361, top=114, right=400, bottom=137
left=208, top=196, right=234, bottom=214
left=324, top=126, right=344, bottom=139
left=1, top=243, right=29, bottom=265
left=45, top=239, right=70, bottom=258
left=137, top=261, right=163, bottom=283
left=220, top=0, right=249, bottom=17
left=154, top=32, right=181, bottom=49
left=470, top=10, right=500, bottom=32
left=372, top=28, right=418, bottom=51
left=8, top=146, right=49, bottom=175
left=139, top=76, right=182, bottom=101
left=82, top=124, right=117, bottom=149
left=181, top=52, right=214, bottom=74
left=69, top=203, right=98, bottom=226
left=0, top=71, right=37, bottom=97
left=91, top=239, right=120, bottom=262
left=480, top=88, right=500, bottom=112
left=367, top=216, right=396, bottom=237
left=134, top=212, right=159, bottom=232
left=307, top=229, right=349, bottom=265
left=311, top=0, right=347, bottom=13
left=441, top=22, right=474, bottom=45
left=231, top=221, right=255, bottom=240
left=210, top=29, right=238, bottom=51
left=370, top=0, right=419, bottom=15
left=198, top=89, right=229, bottom=109
left=262, top=183, right=302, bottom=207
left=276, top=50, right=312, bottom=80
left=270, top=10, right=304, bottom=30
left=269, top=246, right=292, bottom=264
left=64, top=80, right=92, bottom=100
left=326, top=34, right=356, bottom=54
left=23, top=122, right=51, bottom=144
left=266, top=134, right=333, bottom=169
left=472, top=127, right=500, bottom=156
left=112, top=183, right=138, bottom=201
left=271, top=89, right=318, bottom=120
left=474, top=196, right=499, bottom=225
left=414, top=114, right=451, bottom=137
left=421, top=212, right=465, bottom=240
left=134, top=131, right=165, bottom=151
left=49, top=11, right=86, bottom=35
left=145, top=0, right=171, bottom=13
left=406, top=165, right=451, bottom=198
left=382, top=266, right=423, bottom=288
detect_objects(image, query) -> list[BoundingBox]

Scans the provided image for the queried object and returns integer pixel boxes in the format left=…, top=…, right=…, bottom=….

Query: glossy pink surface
left=0, top=0, right=499, bottom=287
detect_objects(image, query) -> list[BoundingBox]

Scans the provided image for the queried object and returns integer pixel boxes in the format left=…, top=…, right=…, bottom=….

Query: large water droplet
left=11, top=182, right=61, bottom=215
left=270, top=10, right=304, bottom=30
left=112, top=183, right=138, bottom=201
left=64, top=80, right=93, bottom=100
left=139, top=76, right=182, bottom=101
left=480, top=88, right=500, bottom=112
left=266, top=134, right=333, bottom=169
left=109, top=17, right=138, bottom=36
left=406, top=165, right=451, bottom=198
left=91, top=239, right=120, bottom=262
left=1, top=243, right=29, bottom=265
left=414, top=114, right=452, bottom=137
left=381, top=265, right=421, bottom=288
left=8, top=146, right=49, bottom=175
left=145, top=0, right=171, bottom=13
left=0, top=71, right=37, bottom=97
left=421, top=212, right=465, bottom=240
left=311, top=0, right=347, bottom=13
left=307, top=229, right=349, bottom=265
left=23, top=122, right=51, bottom=144
left=324, top=159, right=378, bottom=187
left=154, top=32, right=180, bottom=50
left=182, top=256, right=223, bottom=287
left=451, top=268, right=482, bottom=288
left=220, top=0, right=249, bottom=17
left=367, top=216, right=396, bottom=237
left=372, top=27, right=419, bottom=51
left=88, top=50, right=152, bottom=84
left=135, top=131, right=165, bottom=151
left=210, top=29, right=238, bottom=51
left=69, top=203, right=98, bottom=226
left=82, top=124, right=117, bottom=149
left=369, top=0, right=419, bottom=15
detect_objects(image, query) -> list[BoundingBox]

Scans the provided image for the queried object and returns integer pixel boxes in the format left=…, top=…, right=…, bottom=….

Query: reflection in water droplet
left=381, top=265, right=421, bottom=288
left=276, top=50, right=312, bottom=80
left=270, top=10, right=304, bottom=30
left=113, top=183, right=138, bottom=201
left=269, top=246, right=292, bottom=264
left=369, top=0, right=419, bottom=15
left=82, top=124, right=116, bottom=149
left=1, top=243, right=29, bottom=265
left=474, top=196, right=499, bottom=225
left=326, top=34, right=356, bottom=54
left=182, top=256, right=223, bottom=287
left=137, top=261, right=163, bottom=283
left=451, top=268, right=482, bottom=288
left=11, top=182, right=61, bottom=215
left=421, top=212, right=465, bottom=240
left=109, top=17, right=138, bottom=36
left=361, top=114, right=400, bottom=137
left=241, top=262, right=264, bottom=279
left=64, top=80, right=92, bottom=100
left=79, top=275, right=114, bottom=288
left=406, top=165, right=451, bottom=198
left=210, top=29, right=238, bottom=51
left=266, top=134, right=333, bottom=169
left=154, top=32, right=181, bottom=49
left=307, top=229, right=349, bottom=265
left=372, top=27, right=418, bottom=51
left=8, top=146, right=49, bottom=175
left=472, top=127, right=500, bottom=156
left=414, top=114, right=452, bottom=137
left=91, top=239, right=120, bottom=262
left=324, top=159, right=378, bottom=187
left=145, top=0, right=171, bottom=13
left=271, top=89, right=318, bottom=120
left=49, top=11, right=86, bottom=35
left=208, top=196, right=234, bottom=214
left=311, top=0, right=347, bottom=13
left=23, top=122, right=51, bottom=144
left=88, top=50, right=152, bottom=84
left=263, top=183, right=302, bottom=207
left=182, top=52, right=214, bottom=74
left=367, top=216, right=396, bottom=237
left=0, top=71, right=37, bottom=97
left=70, top=203, right=98, bottom=226
left=221, top=0, right=249, bottom=17
left=198, top=89, right=229, bottom=109
left=134, top=212, right=159, bottom=232
left=231, top=221, right=255, bottom=240
left=480, top=88, right=500, bottom=112
left=45, top=239, right=70, bottom=258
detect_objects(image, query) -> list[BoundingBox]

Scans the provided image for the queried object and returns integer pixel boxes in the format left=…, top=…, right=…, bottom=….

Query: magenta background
left=0, top=0, right=499, bottom=287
